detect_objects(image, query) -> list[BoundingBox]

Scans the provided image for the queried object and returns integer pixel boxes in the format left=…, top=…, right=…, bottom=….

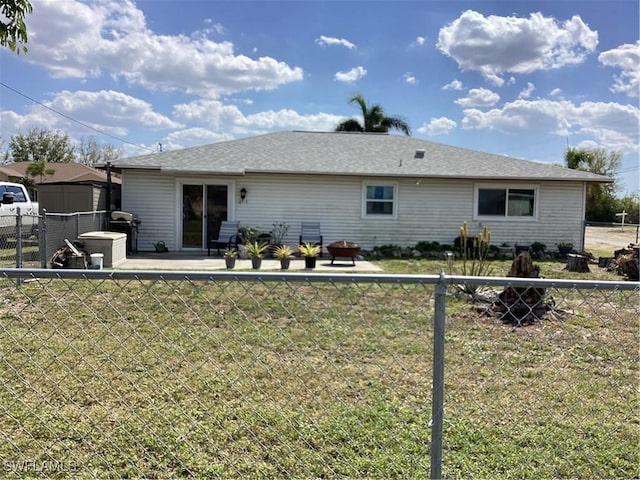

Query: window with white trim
left=475, top=185, right=537, bottom=219
left=363, top=183, right=397, bottom=217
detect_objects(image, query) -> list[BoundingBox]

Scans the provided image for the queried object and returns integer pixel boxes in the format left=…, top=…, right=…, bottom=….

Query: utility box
left=77, top=231, right=127, bottom=268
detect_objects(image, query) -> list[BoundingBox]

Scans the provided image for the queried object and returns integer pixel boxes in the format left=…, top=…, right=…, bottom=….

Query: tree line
left=1, top=127, right=122, bottom=190
left=564, top=147, right=639, bottom=224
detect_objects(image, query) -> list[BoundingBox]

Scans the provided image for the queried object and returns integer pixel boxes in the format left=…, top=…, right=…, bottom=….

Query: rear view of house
left=108, top=131, right=611, bottom=253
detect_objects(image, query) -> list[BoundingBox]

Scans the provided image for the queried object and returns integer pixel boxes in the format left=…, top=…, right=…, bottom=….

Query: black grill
left=109, top=211, right=140, bottom=254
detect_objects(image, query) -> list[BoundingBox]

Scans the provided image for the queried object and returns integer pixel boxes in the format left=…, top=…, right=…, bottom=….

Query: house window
left=475, top=186, right=537, bottom=219
left=363, top=183, right=396, bottom=217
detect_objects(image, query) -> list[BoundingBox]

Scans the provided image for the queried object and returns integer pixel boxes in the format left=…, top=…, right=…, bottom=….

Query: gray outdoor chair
left=299, top=222, right=323, bottom=255
left=208, top=220, right=240, bottom=256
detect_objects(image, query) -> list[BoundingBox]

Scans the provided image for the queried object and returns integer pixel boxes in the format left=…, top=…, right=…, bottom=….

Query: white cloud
left=173, top=100, right=246, bottom=131
left=334, top=66, right=367, bottom=83
left=518, top=82, right=536, bottom=99
left=461, top=99, right=639, bottom=153
left=437, top=10, right=598, bottom=85
left=454, top=88, right=500, bottom=107
left=50, top=90, right=182, bottom=129
left=411, top=36, right=427, bottom=47
left=0, top=89, right=180, bottom=143
left=442, top=79, right=464, bottom=91
left=403, top=72, right=418, bottom=84
left=315, top=35, right=356, bottom=50
left=549, top=88, right=563, bottom=97
left=418, top=117, right=457, bottom=136
left=173, top=99, right=343, bottom=137
left=22, top=0, right=303, bottom=98
left=162, top=128, right=234, bottom=150
left=598, top=41, right=640, bottom=98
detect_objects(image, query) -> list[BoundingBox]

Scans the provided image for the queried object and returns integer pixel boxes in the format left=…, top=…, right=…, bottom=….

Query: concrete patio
left=117, top=252, right=383, bottom=272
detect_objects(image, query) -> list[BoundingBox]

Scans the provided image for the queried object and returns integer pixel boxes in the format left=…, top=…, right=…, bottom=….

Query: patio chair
left=299, top=222, right=323, bottom=255
left=208, top=220, right=240, bottom=256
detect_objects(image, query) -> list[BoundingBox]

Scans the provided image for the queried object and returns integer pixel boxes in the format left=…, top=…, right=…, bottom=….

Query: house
left=0, top=162, right=121, bottom=213
left=108, top=131, right=612, bottom=253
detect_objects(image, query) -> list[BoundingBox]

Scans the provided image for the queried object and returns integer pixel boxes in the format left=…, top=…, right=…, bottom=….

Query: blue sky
left=1, top=0, right=638, bottom=195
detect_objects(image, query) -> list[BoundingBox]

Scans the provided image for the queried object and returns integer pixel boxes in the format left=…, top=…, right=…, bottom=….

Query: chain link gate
left=0, top=269, right=637, bottom=478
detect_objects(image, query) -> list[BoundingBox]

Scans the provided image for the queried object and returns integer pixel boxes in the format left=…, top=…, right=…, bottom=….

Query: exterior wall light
left=240, top=188, right=247, bottom=202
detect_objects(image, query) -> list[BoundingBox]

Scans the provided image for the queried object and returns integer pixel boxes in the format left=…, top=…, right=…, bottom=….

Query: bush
left=372, top=244, right=401, bottom=257
left=414, top=241, right=442, bottom=253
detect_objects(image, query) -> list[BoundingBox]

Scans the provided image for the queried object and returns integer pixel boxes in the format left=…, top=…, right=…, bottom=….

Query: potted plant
left=530, top=241, right=547, bottom=259
left=269, top=221, right=290, bottom=256
left=557, top=242, right=573, bottom=256
left=270, top=221, right=290, bottom=246
left=246, top=240, right=269, bottom=269
left=298, top=241, right=321, bottom=269
left=273, top=244, right=293, bottom=270
left=238, top=225, right=261, bottom=258
left=223, top=248, right=238, bottom=269
left=497, top=242, right=514, bottom=258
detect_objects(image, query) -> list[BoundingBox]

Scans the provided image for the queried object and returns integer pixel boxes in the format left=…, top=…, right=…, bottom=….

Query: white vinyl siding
left=121, top=170, right=177, bottom=251
left=121, top=170, right=587, bottom=252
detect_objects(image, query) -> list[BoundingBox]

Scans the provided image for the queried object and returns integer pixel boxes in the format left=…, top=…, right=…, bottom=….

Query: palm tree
left=335, top=94, right=411, bottom=136
left=26, top=158, right=55, bottom=184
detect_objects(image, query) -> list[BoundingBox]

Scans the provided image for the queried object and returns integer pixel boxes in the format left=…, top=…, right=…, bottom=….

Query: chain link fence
left=0, top=212, right=43, bottom=269
left=0, top=269, right=637, bottom=479
left=0, top=211, right=108, bottom=269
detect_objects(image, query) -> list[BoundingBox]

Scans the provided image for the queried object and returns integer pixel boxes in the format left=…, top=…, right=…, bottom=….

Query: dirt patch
left=584, top=226, right=639, bottom=251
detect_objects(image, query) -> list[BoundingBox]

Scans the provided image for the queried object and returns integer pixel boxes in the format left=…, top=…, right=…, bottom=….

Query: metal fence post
left=15, top=207, right=23, bottom=268
left=40, top=210, right=47, bottom=268
left=430, top=271, right=447, bottom=479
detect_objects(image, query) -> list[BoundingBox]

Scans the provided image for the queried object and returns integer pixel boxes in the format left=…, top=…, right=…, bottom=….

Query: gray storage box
left=77, top=231, right=127, bottom=268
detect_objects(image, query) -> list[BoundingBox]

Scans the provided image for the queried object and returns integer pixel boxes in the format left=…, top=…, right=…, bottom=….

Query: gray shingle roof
left=113, top=131, right=612, bottom=182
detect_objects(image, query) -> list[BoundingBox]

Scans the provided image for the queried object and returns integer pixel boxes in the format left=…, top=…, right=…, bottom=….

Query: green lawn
left=0, top=259, right=637, bottom=478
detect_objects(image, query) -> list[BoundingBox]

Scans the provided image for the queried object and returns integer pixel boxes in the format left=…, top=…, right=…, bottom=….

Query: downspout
left=580, top=182, right=587, bottom=251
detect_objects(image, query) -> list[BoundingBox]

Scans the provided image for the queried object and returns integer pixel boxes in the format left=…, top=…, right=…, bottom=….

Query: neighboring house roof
left=110, top=131, right=612, bottom=183
left=0, top=162, right=121, bottom=184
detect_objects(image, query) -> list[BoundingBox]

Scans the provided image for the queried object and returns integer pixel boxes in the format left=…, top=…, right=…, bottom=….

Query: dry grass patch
left=0, top=273, right=637, bottom=478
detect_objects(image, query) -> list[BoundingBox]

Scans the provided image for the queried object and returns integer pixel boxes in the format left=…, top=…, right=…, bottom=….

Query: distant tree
left=77, top=136, right=122, bottom=167
left=335, top=94, right=411, bottom=135
left=9, top=128, right=75, bottom=163
left=0, top=0, right=33, bottom=54
left=0, top=138, right=10, bottom=164
left=614, top=193, right=640, bottom=225
left=564, top=147, right=622, bottom=222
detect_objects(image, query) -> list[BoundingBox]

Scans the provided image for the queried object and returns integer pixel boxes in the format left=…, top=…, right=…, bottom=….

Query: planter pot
left=279, top=258, right=291, bottom=270
left=251, top=257, right=262, bottom=269
left=304, top=256, right=317, bottom=269
left=225, top=257, right=237, bottom=269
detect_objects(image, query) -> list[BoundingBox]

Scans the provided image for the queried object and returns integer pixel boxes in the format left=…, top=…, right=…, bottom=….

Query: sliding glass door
left=181, top=184, right=229, bottom=249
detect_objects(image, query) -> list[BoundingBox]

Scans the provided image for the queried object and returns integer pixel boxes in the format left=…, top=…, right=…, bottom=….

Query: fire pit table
left=327, top=240, right=361, bottom=266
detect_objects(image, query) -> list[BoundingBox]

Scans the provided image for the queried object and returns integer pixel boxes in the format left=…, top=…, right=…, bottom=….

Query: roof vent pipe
left=414, top=149, right=425, bottom=159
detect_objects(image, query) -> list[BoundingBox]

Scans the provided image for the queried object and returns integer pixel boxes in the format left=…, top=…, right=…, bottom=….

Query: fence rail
left=0, top=269, right=638, bottom=479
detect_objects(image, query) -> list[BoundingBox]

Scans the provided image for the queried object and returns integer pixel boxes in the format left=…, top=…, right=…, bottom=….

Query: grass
left=0, top=259, right=637, bottom=478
